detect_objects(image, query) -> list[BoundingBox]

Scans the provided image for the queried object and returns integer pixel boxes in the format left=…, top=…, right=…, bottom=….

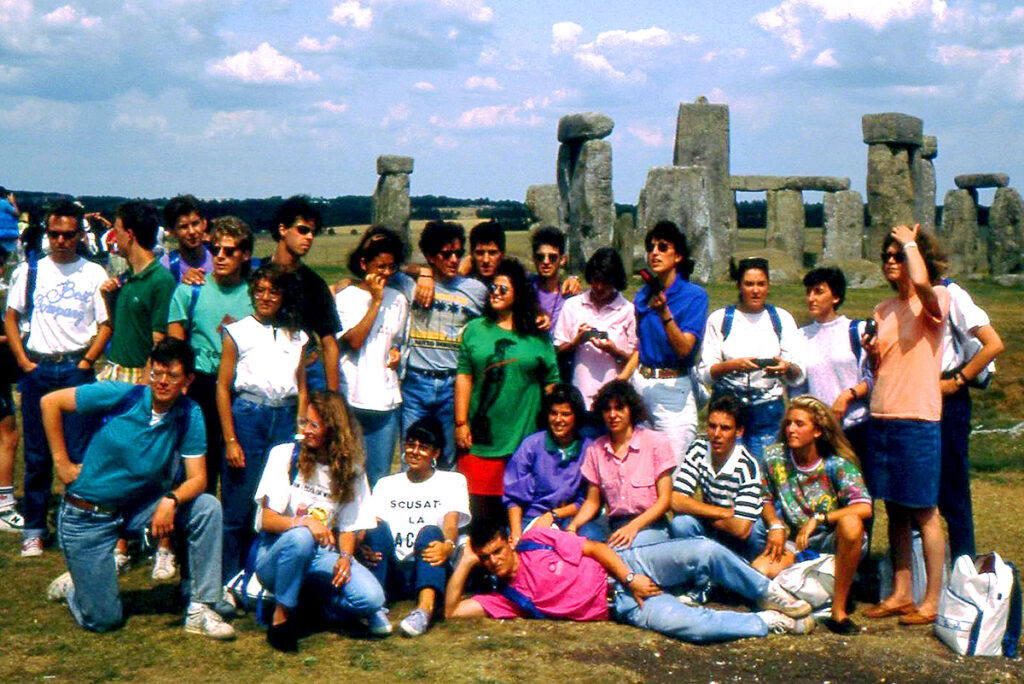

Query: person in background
left=503, top=384, right=592, bottom=546
left=160, top=195, right=212, bottom=285
left=335, top=227, right=409, bottom=486
left=554, top=247, right=636, bottom=410
left=0, top=187, right=20, bottom=261
left=5, top=199, right=111, bottom=557
left=362, top=416, right=470, bottom=638
left=528, top=226, right=581, bottom=333
left=625, top=221, right=708, bottom=463
left=698, top=257, right=804, bottom=464
left=0, top=330, right=20, bottom=534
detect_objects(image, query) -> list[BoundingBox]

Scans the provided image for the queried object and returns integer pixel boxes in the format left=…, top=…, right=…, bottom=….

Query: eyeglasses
left=489, top=284, right=511, bottom=295
left=149, top=369, right=185, bottom=383
left=47, top=230, right=78, bottom=241
left=882, top=251, right=906, bottom=264
left=534, top=252, right=560, bottom=263
left=253, top=286, right=283, bottom=300
left=438, top=248, right=465, bottom=260
left=647, top=240, right=674, bottom=254
left=297, top=417, right=323, bottom=431
left=212, top=245, right=238, bottom=257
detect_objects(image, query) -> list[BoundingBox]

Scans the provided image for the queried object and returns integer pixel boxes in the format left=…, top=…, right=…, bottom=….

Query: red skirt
left=457, top=453, right=509, bottom=496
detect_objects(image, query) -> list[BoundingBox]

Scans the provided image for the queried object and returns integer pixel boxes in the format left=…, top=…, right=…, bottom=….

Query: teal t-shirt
left=456, top=318, right=559, bottom=458
left=168, top=279, right=254, bottom=374
left=69, top=382, right=206, bottom=507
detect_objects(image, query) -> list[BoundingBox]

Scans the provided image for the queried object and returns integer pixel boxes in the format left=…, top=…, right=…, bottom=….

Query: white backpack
left=935, top=553, right=1022, bottom=657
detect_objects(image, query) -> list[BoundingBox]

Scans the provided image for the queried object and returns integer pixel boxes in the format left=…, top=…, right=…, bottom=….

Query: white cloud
left=0, top=97, right=76, bottom=132
left=112, top=112, right=169, bottom=134
left=317, top=100, right=349, bottom=113
left=433, top=134, right=459, bottom=149
left=330, top=1, right=373, bottom=30
left=381, top=102, right=410, bottom=126
left=812, top=48, right=839, bottom=67
left=412, top=81, right=436, bottom=91
left=453, top=104, right=542, bottom=129
left=42, top=5, right=100, bottom=29
left=551, top=21, right=583, bottom=54
left=589, top=27, right=681, bottom=50
left=478, top=46, right=498, bottom=64
left=207, top=42, right=319, bottom=84
left=464, top=75, right=501, bottom=90
left=552, top=23, right=683, bottom=84
left=296, top=35, right=341, bottom=52
left=205, top=109, right=288, bottom=138
left=573, top=52, right=645, bottom=83
left=627, top=124, right=665, bottom=147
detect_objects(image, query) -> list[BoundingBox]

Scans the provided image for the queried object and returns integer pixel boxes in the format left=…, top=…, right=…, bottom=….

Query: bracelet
left=82, top=356, right=96, bottom=366
left=418, top=271, right=434, bottom=279
left=444, top=539, right=456, bottom=549
left=902, top=240, right=918, bottom=251
left=337, top=550, right=352, bottom=560
left=956, top=370, right=967, bottom=386
left=163, top=491, right=179, bottom=506
left=848, top=388, right=858, bottom=401
left=661, top=317, right=673, bottom=325
left=768, top=523, right=787, bottom=532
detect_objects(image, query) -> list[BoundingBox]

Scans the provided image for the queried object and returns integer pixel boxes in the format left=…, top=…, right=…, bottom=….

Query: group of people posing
left=1, top=192, right=1002, bottom=653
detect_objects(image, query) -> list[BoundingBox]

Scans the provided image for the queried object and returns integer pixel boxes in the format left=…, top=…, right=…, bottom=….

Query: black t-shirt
left=265, top=258, right=341, bottom=341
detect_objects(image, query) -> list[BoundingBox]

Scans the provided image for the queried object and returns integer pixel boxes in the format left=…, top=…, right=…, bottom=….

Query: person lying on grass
left=444, top=517, right=816, bottom=643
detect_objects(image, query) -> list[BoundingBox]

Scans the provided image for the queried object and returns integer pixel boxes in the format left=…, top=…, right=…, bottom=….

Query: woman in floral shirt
left=752, top=395, right=872, bottom=635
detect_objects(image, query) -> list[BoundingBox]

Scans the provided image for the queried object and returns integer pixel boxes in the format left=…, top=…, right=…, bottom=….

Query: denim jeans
left=612, top=537, right=770, bottom=643
left=56, top=493, right=223, bottom=632
left=352, top=407, right=401, bottom=488
left=631, top=372, right=698, bottom=464
left=254, top=527, right=384, bottom=618
left=401, top=370, right=456, bottom=470
left=305, top=358, right=327, bottom=393
left=578, top=515, right=671, bottom=548
left=669, top=514, right=768, bottom=562
left=938, top=387, right=975, bottom=558
left=741, top=398, right=785, bottom=466
left=19, top=361, right=97, bottom=539
left=222, top=397, right=298, bottom=582
left=363, top=522, right=448, bottom=601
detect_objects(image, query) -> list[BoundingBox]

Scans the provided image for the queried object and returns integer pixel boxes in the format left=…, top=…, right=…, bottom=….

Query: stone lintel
left=730, top=175, right=850, bottom=192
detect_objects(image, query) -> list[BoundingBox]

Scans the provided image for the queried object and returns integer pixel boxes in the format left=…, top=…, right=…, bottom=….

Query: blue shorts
left=864, top=418, right=941, bottom=508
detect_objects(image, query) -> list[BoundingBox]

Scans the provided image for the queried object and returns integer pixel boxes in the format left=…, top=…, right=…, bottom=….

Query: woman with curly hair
left=454, top=258, right=560, bottom=524
left=252, top=391, right=387, bottom=652
left=753, top=396, right=872, bottom=634
left=217, top=262, right=308, bottom=584
left=566, top=380, right=675, bottom=548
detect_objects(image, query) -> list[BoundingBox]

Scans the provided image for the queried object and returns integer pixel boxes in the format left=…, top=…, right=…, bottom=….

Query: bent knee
left=414, top=525, right=444, bottom=549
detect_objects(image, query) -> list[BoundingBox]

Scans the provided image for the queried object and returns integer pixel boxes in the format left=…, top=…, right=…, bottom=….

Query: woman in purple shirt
left=503, top=384, right=591, bottom=547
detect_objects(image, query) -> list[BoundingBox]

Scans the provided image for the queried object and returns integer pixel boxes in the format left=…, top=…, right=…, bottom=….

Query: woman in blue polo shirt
left=628, top=221, right=709, bottom=463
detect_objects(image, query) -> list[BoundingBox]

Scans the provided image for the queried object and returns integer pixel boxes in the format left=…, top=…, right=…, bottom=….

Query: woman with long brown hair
left=251, top=391, right=388, bottom=652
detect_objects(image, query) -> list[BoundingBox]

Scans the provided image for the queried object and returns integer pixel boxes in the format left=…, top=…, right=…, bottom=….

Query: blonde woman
left=753, top=396, right=872, bottom=635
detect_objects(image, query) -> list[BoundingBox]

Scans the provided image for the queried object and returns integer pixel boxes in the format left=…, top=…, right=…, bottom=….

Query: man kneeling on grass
left=43, top=338, right=234, bottom=640
left=444, top=517, right=815, bottom=643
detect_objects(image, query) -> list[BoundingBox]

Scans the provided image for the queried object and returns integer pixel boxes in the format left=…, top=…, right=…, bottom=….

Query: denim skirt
left=864, top=418, right=941, bottom=508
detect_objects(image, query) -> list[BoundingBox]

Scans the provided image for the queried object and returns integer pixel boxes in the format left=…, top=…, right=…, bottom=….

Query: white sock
left=0, top=487, right=14, bottom=509
left=188, top=601, right=204, bottom=614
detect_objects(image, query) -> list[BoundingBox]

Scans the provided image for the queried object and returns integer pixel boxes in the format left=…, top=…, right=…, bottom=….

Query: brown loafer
left=863, top=601, right=916, bottom=619
left=898, top=610, right=937, bottom=626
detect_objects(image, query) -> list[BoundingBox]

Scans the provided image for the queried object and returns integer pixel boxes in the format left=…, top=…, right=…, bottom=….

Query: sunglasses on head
left=212, top=245, right=238, bottom=257
left=882, top=250, right=906, bottom=263
left=47, top=230, right=78, bottom=241
left=439, top=248, right=465, bottom=260
left=489, top=283, right=511, bottom=295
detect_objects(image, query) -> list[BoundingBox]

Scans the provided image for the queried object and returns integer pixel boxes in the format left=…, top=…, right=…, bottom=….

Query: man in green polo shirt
left=99, top=201, right=176, bottom=384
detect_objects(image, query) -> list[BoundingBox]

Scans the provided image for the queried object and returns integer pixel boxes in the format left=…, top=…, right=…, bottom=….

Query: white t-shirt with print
left=254, top=442, right=376, bottom=533
left=370, top=470, right=470, bottom=561
left=7, top=256, right=109, bottom=354
left=225, top=316, right=309, bottom=402
left=335, top=285, right=408, bottom=411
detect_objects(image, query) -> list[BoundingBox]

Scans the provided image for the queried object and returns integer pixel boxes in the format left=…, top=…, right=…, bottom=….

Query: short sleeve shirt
left=107, top=259, right=177, bottom=368
left=761, top=443, right=871, bottom=529
left=335, top=285, right=408, bottom=410
left=502, top=431, right=590, bottom=519
left=672, top=439, right=763, bottom=521
left=225, top=316, right=308, bottom=401
left=167, top=279, right=253, bottom=374
left=160, top=248, right=215, bottom=284
left=581, top=428, right=676, bottom=517
left=393, top=272, right=488, bottom=372
left=941, top=281, right=991, bottom=372
left=633, top=277, right=708, bottom=369
left=370, top=470, right=470, bottom=561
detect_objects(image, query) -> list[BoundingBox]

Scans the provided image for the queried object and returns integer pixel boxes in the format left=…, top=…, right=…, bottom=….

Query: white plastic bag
left=935, top=553, right=1021, bottom=657
left=776, top=553, right=835, bottom=610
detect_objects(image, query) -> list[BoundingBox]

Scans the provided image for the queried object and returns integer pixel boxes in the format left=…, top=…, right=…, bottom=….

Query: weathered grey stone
left=614, top=212, right=636, bottom=276
left=862, top=113, right=923, bottom=145
left=764, top=189, right=805, bottom=264
left=994, top=273, right=1024, bottom=287
left=557, top=113, right=614, bottom=143
left=920, top=135, right=937, bottom=160
left=634, top=185, right=648, bottom=269
left=556, top=143, right=574, bottom=234
left=730, top=248, right=801, bottom=284
left=674, top=100, right=731, bottom=281
left=565, top=139, right=614, bottom=269
left=376, top=155, right=414, bottom=175
left=822, top=190, right=864, bottom=262
left=525, top=184, right=560, bottom=229
left=913, top=150, right=937, bottom=233
left=988, top=187, right=1024, bottom=276
left=939, top=189, right=981, bottom=275
left=730, top=175, right=850, bottom=193
left=865, top=143, right=915, bottom=258
left=818, top=257, right=887, bottom=289
left=371, top=172, right=411, bottom=243
left=954, top=173, right=1009, bottom=189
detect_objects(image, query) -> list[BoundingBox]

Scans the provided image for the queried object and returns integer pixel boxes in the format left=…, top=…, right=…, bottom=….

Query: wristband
left=661, top=317, right=673, bottom=325
left=82, top=356, right=96, bottom=367
left=902, top=240, right=918, bottom=251
left=768, top=523, right=787, bottom=532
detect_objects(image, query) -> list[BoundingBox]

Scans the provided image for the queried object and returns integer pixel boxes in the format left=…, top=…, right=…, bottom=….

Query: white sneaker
left=151, top=548, right=177, bottom=581
left=366, top=608, right=393, bottom=636
left=114, top=549, right=131, bottom=574
left=757, top=610, right=816, bottom=635
left=758, top=578, right=812, bottom=618
left=0, top=507, right=24, bottom=532
left=20, top=536, right=43, bottom=557
left=47, top=571, right=74, bottom=602
left=184, top=604, right=236, bottom=641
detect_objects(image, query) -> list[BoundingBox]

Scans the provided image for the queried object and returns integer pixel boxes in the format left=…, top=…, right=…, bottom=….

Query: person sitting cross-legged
left=43, top=339, right=233, bottom=640
left=445, top=517, right=815, bottom=643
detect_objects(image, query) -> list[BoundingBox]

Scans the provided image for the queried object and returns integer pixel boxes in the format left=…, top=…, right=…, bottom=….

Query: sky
left=2, top=0, right=1024, bottom=206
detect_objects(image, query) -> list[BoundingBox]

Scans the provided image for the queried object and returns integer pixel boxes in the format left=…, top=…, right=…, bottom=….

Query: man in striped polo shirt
left=669, top=394, right=767, bottom=561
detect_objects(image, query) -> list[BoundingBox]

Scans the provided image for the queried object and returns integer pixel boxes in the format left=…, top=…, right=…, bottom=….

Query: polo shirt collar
left=584, top=290, right=625, bottom=312
left=544, top=433, right=581, bottom=462
left=127, top=258, right=162, bottom=282
left=602, top=431, right=640, bottom=461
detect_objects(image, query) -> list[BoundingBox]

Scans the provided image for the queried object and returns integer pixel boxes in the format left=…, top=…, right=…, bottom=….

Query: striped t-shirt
left=672, top=439, right=763, bottom=521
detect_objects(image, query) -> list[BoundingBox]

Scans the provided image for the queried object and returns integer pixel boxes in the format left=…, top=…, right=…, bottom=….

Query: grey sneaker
left=757, top=610, right=816, bottom=635
left=399, top=608, right=431, bottom=637
left=184, top=604, right=236, bottom=640
left=20, top=536, right=43, bottom=557
left=366, top=608, right=392, bottom=637
left=758, top=578, right=812, bottom=618
left=151, top=548, right=177, bottom=581
left=47, top=571, right=74, bottom=602
left=0, top=507, right=24, bottom=532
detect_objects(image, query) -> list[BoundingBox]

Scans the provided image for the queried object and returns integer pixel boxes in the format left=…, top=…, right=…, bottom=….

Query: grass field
left=2, top=228, right=1023, bottom=682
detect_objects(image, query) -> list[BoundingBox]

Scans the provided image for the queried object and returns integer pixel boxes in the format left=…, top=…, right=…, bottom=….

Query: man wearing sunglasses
left=529, top=227, right=581, bottom=335
left=4, top=199, right=112, bottom=558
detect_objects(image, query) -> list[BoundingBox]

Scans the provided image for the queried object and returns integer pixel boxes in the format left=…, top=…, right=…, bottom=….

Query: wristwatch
left=163, top=491, right=179, bottom=506
left=814, top=512, right=828, bottom=526
left=624, top=572, right=636, bottom=585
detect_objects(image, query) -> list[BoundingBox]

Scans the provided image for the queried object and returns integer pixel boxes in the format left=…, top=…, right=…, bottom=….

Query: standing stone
left=565, top=139, right=614, bottom=269
left=674, top=97, right=731, bottom=281
left=863, top=113, right=922, bottom=259
left=371, top=155, right=413, bottom=244
left=822, top=190, right=864, bottom=262
left=912, top=135, right=937, bottom=233
left=940, top=189, right=981, bottom=275
left=556, top=143, right=574, bottom=234
left=764, top=189, right=805, bottom=265
left=988, top=187, right=1024, bottom=276
left=525, top=184, right=560, bottom=230
left=614, top=212, right=636, bottom=275
left=634, top=185, right=648, bottom=269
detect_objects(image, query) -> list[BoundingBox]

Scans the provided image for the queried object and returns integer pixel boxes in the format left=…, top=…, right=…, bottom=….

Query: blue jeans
left=612, top=538, right=770, bottom=643
left=741, top=399, right=785, bottom=466
left=352, top=407, right=401, bottom=488
left=669, top=514, right=768, bottom=562
left=254, top=527, right=384, bottom=618
left=363, top=522, right=448, bottom=602
left=305, top=358, right=327, bottom=393
left=222, top=398, right=298, bottom=582
left=56, top=493, right=223, bottom=632
left=938, top=387, right=975, bottom=558
left=19, top=361, right=97, bottom=539
left=401, top=370, right=456, bottom=470
left=578, top=515, right=671, bottom=547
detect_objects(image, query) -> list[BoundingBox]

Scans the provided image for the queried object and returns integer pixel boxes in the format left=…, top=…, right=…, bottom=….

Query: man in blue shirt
left=42, top=339, right=234, bottom=639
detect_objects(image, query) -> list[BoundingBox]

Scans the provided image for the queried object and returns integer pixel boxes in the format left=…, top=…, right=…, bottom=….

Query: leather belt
left=64, top=492, right=117, bottom=515
left=638, top=365, right=685, bottom=379
left=28, top=349, right=89, bottom=364
left=409, top=368, right=456, bottom=379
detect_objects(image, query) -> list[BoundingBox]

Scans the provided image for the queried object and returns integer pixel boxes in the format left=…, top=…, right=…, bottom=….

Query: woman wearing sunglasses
left=454, top=258, right=560, bottom=525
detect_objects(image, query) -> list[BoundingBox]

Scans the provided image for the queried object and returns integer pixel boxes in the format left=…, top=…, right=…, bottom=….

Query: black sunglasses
left=291, top=224, right=315, bottom=236
left=489, top=284, right=511, bottom=295
left=534, top=252, right=560, bottom=263
left=882, top=250, right=906, bottom=263
left=439, top=248, right=465, bottom=260
left=212, top=245, right=238, bottom=257
left=47, top=230, right=78, bottom=241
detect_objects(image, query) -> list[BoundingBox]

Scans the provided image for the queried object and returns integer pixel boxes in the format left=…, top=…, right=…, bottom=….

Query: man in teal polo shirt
left=43, top=339, right=234, bottom=639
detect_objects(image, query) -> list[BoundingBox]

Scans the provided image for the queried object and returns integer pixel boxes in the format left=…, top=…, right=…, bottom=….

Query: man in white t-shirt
left=4, top=199, right=111, bottom=558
